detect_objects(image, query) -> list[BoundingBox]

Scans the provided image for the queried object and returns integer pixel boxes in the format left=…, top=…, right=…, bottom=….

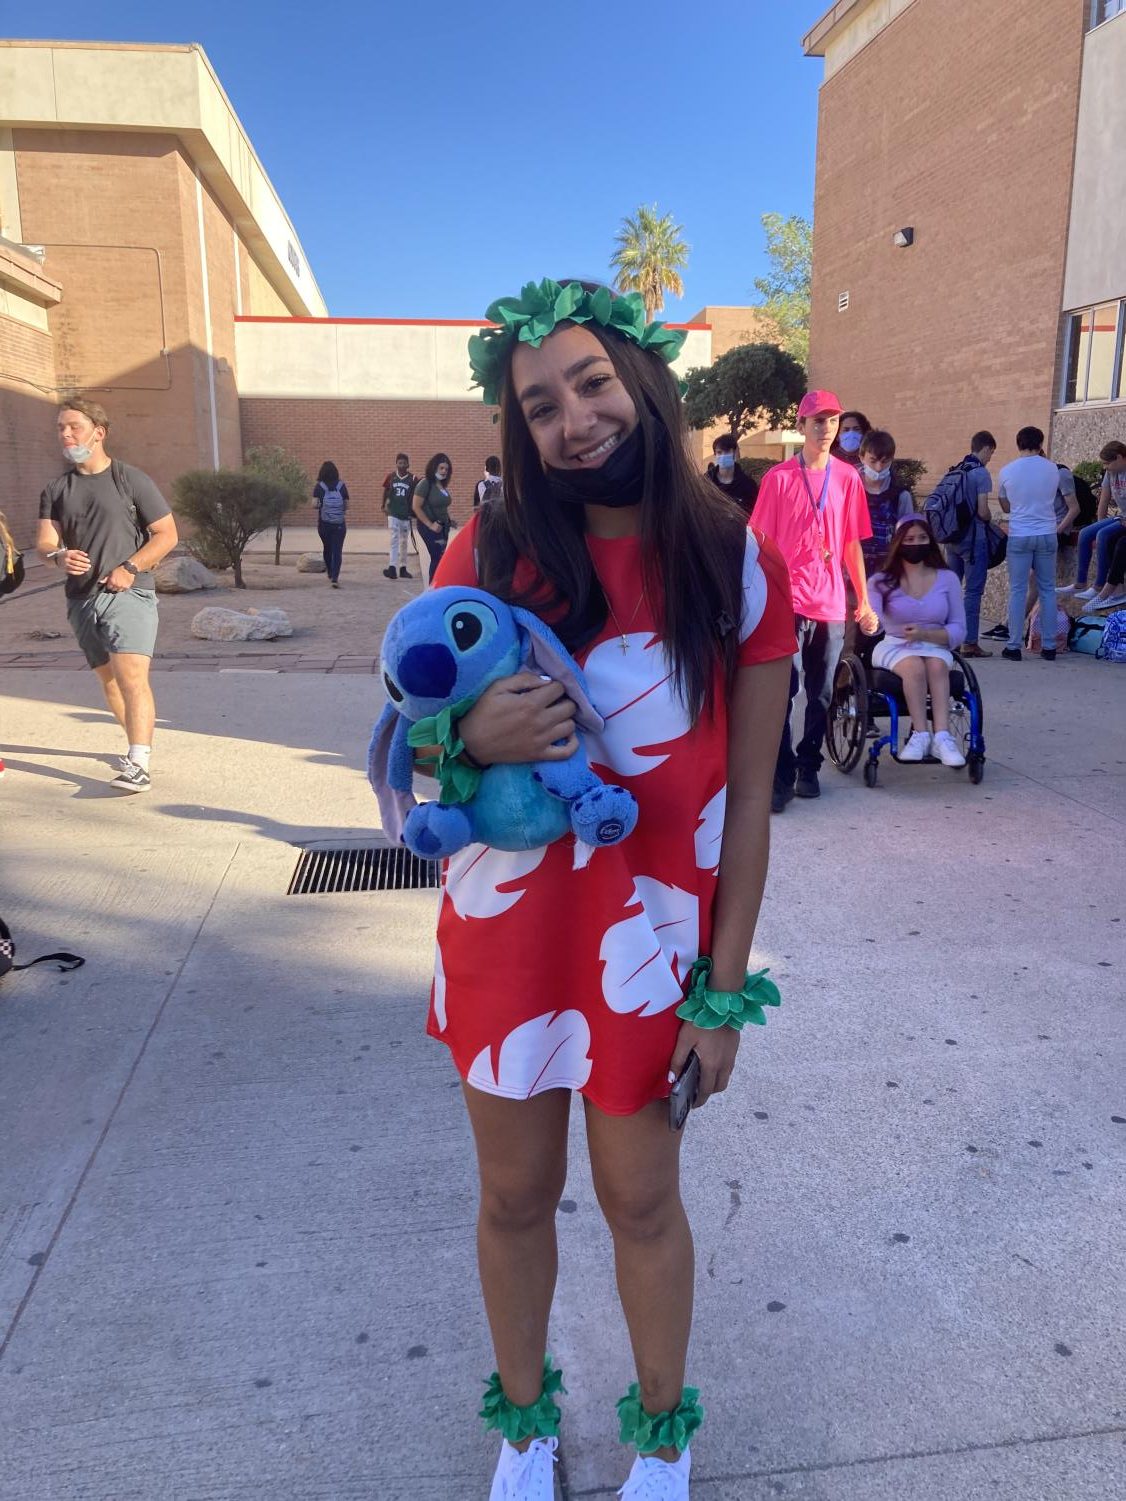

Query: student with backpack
left=37, top=398, right=178, bottom=794
left=313, top=460, right=349, bottom=588
left=475, top=454, right=503, bottom=508
left=927, top=431, right=996, bottom=659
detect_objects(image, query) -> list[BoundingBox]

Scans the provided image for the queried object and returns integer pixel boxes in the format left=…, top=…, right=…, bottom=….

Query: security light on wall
left=893, top=227, right=915, bottom=248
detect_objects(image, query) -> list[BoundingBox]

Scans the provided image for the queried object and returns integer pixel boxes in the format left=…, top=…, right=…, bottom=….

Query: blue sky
left=11, top=2, right=831, bottom=320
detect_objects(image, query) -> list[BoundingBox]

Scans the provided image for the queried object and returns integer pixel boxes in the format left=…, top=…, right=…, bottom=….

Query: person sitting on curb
left=705, top=433, right=758, bottom=518
left=868, top=517, right=968, bottom=768
left=1061, top=441, right=1126, bottom=603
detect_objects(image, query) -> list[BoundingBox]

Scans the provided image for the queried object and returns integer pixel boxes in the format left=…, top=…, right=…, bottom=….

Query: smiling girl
left=407, top=280, right=795, bottom=1499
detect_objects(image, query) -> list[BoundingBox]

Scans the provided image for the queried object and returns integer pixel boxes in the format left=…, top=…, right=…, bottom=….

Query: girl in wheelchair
left=868, top=517, right=968, bottom=767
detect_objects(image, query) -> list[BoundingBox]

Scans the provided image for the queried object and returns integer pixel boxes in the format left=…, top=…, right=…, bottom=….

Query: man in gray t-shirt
left=37, top=400, right=178, bottom=793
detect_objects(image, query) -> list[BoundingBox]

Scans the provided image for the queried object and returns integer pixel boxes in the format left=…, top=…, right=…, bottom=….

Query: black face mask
left=900, top=543, right=931, bottom=564
left=542, top=423, right=656, bottom=510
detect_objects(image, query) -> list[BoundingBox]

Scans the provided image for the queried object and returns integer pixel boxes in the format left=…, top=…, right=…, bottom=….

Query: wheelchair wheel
left=827, top=655, right=868, bottom=773
left=863, top=759, right=879, bottom=788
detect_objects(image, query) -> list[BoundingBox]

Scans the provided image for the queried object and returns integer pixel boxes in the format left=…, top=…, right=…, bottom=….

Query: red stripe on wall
left=234, top=316, right=712, bottom=330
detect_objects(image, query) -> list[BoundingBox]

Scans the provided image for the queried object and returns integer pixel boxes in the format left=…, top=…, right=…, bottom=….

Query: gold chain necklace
left=593, top=566, right=646, bottom=654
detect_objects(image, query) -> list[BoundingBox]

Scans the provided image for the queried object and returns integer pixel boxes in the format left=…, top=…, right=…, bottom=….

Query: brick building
left=0, top=39, right=325, bottom=543
left=802, top=0, right=1126, bottom=487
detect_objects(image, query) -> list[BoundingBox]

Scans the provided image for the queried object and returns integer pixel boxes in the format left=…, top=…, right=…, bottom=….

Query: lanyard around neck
left=798, top=455, right=832, bottom=517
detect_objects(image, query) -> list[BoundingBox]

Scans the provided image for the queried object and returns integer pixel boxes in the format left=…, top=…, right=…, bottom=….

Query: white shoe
left=1075, top=586, right=1099, bottom=600
left=898, top=730, right=931, bottom=762
left=619, top=1448, right=691, bottom=1499
left=489, top=1436, right=559, bottom=1500
left=932, top=730, right=967, bottom=768
left=1056, top=583, right=1077, bottom=595
left=1094, top=592, right=1126, bottom=611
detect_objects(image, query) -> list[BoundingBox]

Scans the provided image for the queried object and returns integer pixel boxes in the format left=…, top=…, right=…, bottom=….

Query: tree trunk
left=274, top=520, right=283, bottom=566
left=233, top=554, right=245, bottom=588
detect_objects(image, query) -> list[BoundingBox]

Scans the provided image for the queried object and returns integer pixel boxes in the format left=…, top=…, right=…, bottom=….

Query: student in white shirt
left=997, top=426, right=1060, bottom=660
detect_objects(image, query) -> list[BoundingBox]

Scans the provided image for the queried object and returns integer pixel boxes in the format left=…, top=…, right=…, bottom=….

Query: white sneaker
left=1056, top=583, right=1077, bottom=595
left=489, top=1436, right=559, bottom=1500
left=1075, top=586, right=1099, bottom=600
left=1094, top=592, right=1126, bottom=611
left=618, top=1448, right=691, bottom=1499
left=932, top=730, right=967, bottom=768
left=898, top=730, right=931, bottom=762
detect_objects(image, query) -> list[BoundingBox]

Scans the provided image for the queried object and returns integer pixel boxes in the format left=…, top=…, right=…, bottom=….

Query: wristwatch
left=122, top=561, right=139, bottom=576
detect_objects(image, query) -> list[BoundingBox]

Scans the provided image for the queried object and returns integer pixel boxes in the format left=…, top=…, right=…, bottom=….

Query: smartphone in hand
left=668, top=1051, right=701, bottom=1133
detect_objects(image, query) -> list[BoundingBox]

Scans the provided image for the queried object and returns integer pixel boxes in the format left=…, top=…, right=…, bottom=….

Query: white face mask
left=64, top=443, right=93, bottom=464
left=861, top=462, right=891, bottom=486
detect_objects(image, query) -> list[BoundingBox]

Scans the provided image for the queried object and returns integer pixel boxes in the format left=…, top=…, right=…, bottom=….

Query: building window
left=1063, top=300, right=1125, bottom=404
left=1090, top=0, right=1125, bottom=27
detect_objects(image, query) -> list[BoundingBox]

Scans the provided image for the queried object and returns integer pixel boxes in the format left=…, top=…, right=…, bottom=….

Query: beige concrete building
left=803, top=0, right=1126, bottom=487
left=0, top=39, right=325, bottom=541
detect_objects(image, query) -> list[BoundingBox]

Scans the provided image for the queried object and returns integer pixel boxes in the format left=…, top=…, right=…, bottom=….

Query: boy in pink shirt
left=753, top=390, right=878, bottom=811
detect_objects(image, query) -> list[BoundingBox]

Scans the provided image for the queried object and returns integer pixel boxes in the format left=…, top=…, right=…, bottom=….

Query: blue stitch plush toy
left=368, top=586, right=639, bottom=860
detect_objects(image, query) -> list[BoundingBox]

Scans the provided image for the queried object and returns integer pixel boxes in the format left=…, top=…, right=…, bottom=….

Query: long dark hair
left=425, top=453, right=453, bottom=486
left=317, top=460, right=339, bottom=487
left=475, top=301, right=748, bottom=718
left=874, top=516, right=950, bottom=603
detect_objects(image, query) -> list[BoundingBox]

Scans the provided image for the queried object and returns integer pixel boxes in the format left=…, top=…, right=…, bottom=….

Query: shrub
left=1072, top=460, right=1104, bottom=488
left=172, top=469, right=279, bottom=588
left=893, top=457, right=927, bottom=497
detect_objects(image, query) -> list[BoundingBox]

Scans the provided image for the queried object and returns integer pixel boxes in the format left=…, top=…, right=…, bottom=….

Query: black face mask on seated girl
left=543, top=423, right=664, bottom=510
left=899, top=543, right=931, bottom=564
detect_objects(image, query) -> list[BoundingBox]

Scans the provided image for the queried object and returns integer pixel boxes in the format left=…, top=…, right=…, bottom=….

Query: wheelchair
left=826, top=633, right=986, bottom=787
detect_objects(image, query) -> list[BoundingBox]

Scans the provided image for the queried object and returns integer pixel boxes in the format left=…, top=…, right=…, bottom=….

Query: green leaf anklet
left=480, top=1356, right=566, bottom=1443
left=617, top=1384, right=704, bottom=1454
left=675, top=956, right=782, bottom=1031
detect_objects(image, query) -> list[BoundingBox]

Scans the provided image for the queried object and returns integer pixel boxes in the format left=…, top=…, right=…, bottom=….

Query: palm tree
left=610, top=206, right=689, bottom=322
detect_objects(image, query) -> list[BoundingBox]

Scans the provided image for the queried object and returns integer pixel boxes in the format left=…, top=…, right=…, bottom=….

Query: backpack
left=1072, top=472, right=1098, bottom=529
left=983, top=521, right=1007, bottom=570
left=1025, top=605, right=1070, bottom=654
left=924, top=461, right=978, bottom=544
left=318, top=484, right=346, bottom=523
left=0, top=514, right=25, bottom=597
left=478, top=476, right=502, bottom=507
left=1097, top=609, right=1126, bottom=663
left=1069, top=614, right=1105, bottom=655
left=0, top=916, right=85, bottom=982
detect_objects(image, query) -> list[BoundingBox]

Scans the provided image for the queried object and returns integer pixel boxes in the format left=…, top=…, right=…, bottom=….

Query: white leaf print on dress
left=444, top=843, right=547, bottom=921
left=432, top=893, right=449, bottom=1033
left=467, top=1010, right=594, bottom=1097
left=694, top=786, right=726, bottom=874
left=740, top=531, right=769, bottom=643
left=599, top=877, right=700, bottom=1017
left=583, top=634, right=693, bottom=777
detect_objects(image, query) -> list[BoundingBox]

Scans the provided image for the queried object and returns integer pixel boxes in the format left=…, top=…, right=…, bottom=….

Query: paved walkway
left=1, top=628, right=1124, bottom=1498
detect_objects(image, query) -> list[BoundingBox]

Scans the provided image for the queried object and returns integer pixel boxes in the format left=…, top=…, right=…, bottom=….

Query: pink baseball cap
left=797, top=390, right=844, bottom=420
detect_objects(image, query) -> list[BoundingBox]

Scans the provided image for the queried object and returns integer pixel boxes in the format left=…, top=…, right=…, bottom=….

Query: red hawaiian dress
left=427, top=519, right=795, bottom=1115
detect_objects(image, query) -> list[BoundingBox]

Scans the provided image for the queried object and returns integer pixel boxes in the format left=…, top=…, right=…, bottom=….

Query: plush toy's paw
left=569, top=784, right=638, bottom=847
left=404, top=802, right=474, bottom=859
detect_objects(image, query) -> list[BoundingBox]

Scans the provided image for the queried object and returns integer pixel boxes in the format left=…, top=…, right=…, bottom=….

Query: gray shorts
left=66, top=587, right=159, bottom=669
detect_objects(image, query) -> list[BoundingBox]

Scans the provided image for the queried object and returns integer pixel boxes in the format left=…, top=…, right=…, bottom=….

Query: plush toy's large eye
left=444, top=601, right=497, bottom=655
left=383, top=672, right=404, bottom=703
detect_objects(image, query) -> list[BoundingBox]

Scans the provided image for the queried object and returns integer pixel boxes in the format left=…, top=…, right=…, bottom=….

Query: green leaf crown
left=467, top=278, right=687, bottom=406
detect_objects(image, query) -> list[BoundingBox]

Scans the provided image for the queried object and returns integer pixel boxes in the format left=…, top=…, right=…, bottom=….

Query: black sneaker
left=399, top=567, right=412, bottom=579
left=110, top=759, right=151, bottom=794
left=795, top=771, right=821, bottom=799
left=771, top=785, right=795, bottom=815
left=382, top=566, right=397, bottom=579
left=1040, top=648, right=1056, bottom=661
left=983, top=624, right=1008, bottom=641
left=1001, top=647, right=1022, bottom=662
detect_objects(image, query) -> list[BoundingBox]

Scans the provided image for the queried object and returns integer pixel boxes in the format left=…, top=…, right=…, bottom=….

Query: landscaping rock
left=190, top=606, right=293, bottom=641
left=297, top=553, right=326, bottom=573
left=155, top=557, right=219, bottom=593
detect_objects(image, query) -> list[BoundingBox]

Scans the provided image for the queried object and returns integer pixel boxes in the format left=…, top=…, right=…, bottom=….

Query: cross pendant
left=619, top=635, right=629, bottom=654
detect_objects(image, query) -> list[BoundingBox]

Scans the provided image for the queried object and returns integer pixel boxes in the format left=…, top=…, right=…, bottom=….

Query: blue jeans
left=945, top=521, right=989, bottom=645
left=1007, top=533, right=1057, bottom=650
left=318, top=519, right=346, bottom=581
left=1075, top=516, right=1123, bottom=586
left=775, top=616, right=845, bottom=788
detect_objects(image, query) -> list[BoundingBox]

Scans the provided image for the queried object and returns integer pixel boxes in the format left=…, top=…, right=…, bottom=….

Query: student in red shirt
left=753, top=390, right=877, bottom=812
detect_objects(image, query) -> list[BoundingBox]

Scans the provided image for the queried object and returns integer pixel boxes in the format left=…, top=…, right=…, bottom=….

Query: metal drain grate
left=287, top=845, right=441, bottom=895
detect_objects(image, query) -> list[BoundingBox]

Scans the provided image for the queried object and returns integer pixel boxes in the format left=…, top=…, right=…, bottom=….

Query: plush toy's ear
left=511, top=607, right=605, bottom=734
left=367, top=701, right=417, bottom=844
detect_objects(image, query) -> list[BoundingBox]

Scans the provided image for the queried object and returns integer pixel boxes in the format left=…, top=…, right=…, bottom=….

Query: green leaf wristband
left=407, top=693, right=483, bottom=807
left=675, top=956, right=782, bottom=1032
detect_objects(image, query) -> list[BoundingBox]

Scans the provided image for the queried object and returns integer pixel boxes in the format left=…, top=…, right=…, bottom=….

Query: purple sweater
left=869, top=569, right=967, bottom=649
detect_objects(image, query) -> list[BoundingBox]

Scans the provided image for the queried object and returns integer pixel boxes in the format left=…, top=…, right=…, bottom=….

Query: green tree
left=682, top=342, right=806, bottom=439
left=753, top=212, right=812, bottom=367
left=244, top=444, right=310, bottom=565
left=173, top=468, right=280, bottom=588
left=610, top=205, right=689, bottom=321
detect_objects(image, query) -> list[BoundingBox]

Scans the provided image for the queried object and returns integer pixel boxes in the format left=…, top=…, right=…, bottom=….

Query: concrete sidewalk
left=0, top=657, right=1124, bottom=1499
